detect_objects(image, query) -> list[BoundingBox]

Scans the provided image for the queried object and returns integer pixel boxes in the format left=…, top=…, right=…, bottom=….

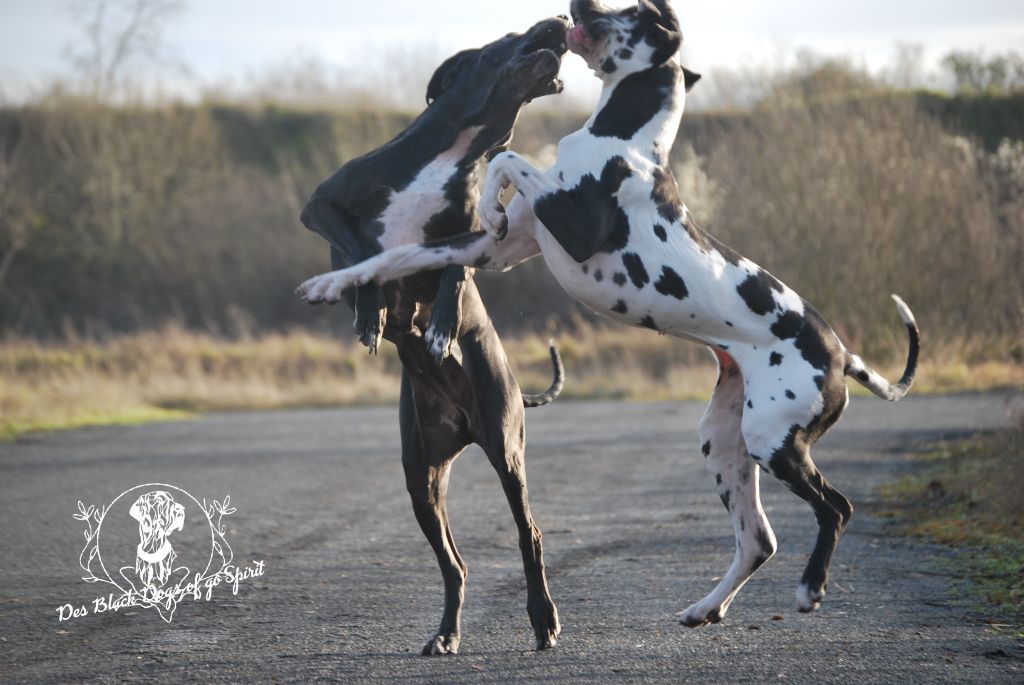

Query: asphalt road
left=2, top=392, right=1023, bottom=684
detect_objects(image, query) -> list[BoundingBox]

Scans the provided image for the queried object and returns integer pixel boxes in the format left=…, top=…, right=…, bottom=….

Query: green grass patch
left=0, top=407, right=194, bottom=441
left=879, top=420, right=1024, bottom=626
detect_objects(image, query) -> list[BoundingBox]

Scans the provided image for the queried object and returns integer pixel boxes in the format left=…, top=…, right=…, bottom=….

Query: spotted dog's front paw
left=677, top=601, right=726, bottom=628
left=480, top=194, right=509, bottom=241
left=424, top=321, right=456, bottom=365
left=421, top=633, right=460, bottom=656
left=295, top=269, right=362, bottom=304
left=480, top=156, right=512, bottom=240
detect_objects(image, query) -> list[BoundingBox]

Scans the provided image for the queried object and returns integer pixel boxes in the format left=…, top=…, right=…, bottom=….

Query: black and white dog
left=297, top=0, right=919, bottom=627
left=299, top=17, right=572, bottom=653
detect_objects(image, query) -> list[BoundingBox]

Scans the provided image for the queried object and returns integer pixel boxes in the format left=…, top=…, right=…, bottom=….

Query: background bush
left=0, top=63, right=1021, bottom=363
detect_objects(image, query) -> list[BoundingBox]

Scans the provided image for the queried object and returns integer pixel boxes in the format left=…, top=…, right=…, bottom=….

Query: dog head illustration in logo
left=128, top=491, right=185, bottom=588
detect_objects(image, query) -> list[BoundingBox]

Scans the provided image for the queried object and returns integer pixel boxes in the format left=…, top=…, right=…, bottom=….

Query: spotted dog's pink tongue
left=567, top=23, right=594, bottom=53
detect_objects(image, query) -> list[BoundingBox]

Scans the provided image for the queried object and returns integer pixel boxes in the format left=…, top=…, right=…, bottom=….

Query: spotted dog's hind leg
left=679, top=350, right=777, bottom=627
left=742, top=372, right=853, bottom=613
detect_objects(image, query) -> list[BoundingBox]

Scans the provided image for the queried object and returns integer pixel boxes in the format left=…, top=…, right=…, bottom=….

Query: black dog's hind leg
left=460, top=325, right=560, bottom=650
left=425, top=266, right=469, bottom=365
left=399, top=369, right=471, bottom=655
left=302, top=199, right=387, bottom=353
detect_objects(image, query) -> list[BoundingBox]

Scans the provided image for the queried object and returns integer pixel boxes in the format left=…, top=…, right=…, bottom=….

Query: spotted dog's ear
left=682, top=67, right=701, bottom=92
left=426, top=49, right=475, bottom=105
left=637, top=0, right=682, bottom=64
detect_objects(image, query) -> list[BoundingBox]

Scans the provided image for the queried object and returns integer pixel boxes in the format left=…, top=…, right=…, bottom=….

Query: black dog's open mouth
left=513, top=16, right=572, bottom=100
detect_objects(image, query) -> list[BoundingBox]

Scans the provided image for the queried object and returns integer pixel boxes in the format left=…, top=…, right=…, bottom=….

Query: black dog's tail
left=845, top=294, right=919, bottom=401
left=523, top=341, right=566, bottom=408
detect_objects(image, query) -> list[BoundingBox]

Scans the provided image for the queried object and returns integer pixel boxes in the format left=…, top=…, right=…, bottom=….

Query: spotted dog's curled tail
left=845, top=294, right=919, bottom=401
left=523, top=341, right=566, bottom=408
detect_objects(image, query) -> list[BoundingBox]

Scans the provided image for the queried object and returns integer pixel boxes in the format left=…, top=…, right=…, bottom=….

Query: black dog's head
left=568, top=0, right=696, bottom=88
left=425, top=16, right=571, bottom=138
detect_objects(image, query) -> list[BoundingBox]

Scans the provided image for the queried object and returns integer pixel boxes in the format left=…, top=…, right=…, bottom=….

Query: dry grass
left=2, top=324, right=1021, bottom=439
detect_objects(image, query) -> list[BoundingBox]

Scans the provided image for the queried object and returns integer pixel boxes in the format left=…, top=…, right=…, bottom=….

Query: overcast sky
left=2, top=0, right=1023, bottom=104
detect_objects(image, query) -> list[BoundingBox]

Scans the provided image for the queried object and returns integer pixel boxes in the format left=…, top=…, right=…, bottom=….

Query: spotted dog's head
left=568, top=0, right=698, bottom=89
left=425, top=16, right=570, bottom=153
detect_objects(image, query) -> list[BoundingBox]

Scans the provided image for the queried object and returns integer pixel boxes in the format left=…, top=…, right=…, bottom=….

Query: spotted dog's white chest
left=376, top=126, right=482, bottom=249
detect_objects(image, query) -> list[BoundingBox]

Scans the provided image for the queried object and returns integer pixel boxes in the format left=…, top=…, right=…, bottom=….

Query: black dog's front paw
left=529, top=597, right=560, bottom=651
left=354, top=306, right=386, bottom=355
left=424, top=321, right=456, bottom=365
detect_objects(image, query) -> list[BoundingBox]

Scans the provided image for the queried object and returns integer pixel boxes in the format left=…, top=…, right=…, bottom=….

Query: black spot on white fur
left=622, top=252, right=649, bottom=288
left=639, top=315, right=659, bottom=331
left=653, top=223, right=668, bottom=242
left=770, top=307, right=838, bottom=372
left=589, top=64, right=678, bottom=140
left=737, top=269, right=783, bottom=316
left=612, top=300, right=628, bottom=314
left=613, top=272, right=627, bottom=286
left=532, top=156, right=633, bottom=262
left=770, top=352, right=783, bottom=366
left=654, top=265, right=688, bottom=299
left=602, top=57, right=617, bottom=73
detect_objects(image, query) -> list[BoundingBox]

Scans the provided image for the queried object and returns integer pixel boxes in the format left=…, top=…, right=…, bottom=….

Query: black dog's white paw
left=796, top=584, right=824, bottom=613
left=424, top=323, right=456, bottom=365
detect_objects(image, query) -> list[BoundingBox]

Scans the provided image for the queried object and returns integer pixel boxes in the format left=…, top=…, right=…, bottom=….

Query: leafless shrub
left=700, top=84, right=1020, bottom=360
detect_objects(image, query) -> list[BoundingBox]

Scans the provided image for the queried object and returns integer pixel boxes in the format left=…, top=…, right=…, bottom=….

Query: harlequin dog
left=296, top=0, right=919, bottom=627
left=298, top=17, right=573, bottom=654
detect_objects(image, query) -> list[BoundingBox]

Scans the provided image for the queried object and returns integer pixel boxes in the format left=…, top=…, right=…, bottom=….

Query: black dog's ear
left=638, top=0, right=682, bottom=64
left=426, top=49, right=475, bottom=105
left=682, top=67, right=701, bottom=92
